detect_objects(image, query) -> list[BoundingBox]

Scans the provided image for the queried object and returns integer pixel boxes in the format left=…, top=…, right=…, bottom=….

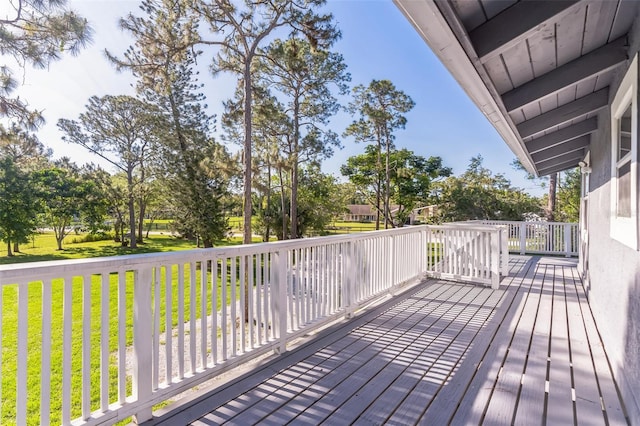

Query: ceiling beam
left=525, top=118, right=597, bottom=154
left=502, top=37, right=627, bottom=111
left=517, top=88, right=608, bottom=138
left=536, top=150, right=585, bottom=174
left=537, top=159, right=583, bottom=176
left=530, top=135, right=590, bottom=163
left=470, top=0, right=581, bottom=62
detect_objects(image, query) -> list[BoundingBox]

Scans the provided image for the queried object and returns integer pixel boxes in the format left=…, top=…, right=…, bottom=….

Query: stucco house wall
left=584, top=15, right=640, bottom=423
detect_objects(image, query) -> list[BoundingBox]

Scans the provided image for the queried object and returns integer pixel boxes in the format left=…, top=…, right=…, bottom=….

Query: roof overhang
left=394, top=0, right=638, bottom=176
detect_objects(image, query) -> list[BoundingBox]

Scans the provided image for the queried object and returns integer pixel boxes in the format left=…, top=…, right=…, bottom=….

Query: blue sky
left=13, top=0, right=543, bottom=195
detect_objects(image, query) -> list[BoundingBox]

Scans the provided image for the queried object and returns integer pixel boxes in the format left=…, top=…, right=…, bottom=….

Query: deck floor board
left=142, top=256, right=628, bottom=426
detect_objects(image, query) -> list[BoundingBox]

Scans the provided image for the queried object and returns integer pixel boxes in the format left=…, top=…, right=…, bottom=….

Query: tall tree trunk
left=290, top=97, right=300, bottom=239
left=290, top=164, right=298, bottom=238
left=127, top=170, right=137, bottom=249
left=138, top=200, right=146, bottom=244
left=243, top=66, right=253, bottom=245
left=547, top=172, right=558, bottom=221
left=278, top=166, right=287, bottom=240
left=384, top=128, right=391, bottom=229
left=7, top=240, right=13, bottom=257
left=55, top=226, right=63, bottom=251
left=375, top=129, right=382, bottom=231
left=265, top=163, right=272, bottom=242
left=137, top=165, right=146, bottom=244
left=13, top=241, right=19, bottom=253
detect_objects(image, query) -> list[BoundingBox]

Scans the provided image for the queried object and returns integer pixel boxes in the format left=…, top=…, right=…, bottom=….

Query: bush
left=69, top=232, right=114, bottom=244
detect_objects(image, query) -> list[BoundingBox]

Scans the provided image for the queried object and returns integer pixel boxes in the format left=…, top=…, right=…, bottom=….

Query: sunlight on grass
left=0, top=232, right=259, bottom=424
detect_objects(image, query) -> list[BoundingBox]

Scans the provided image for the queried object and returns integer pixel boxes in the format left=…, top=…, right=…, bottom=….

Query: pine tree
left=256, top=37, right=349, bottom=238
left=0, top=0, right=91, bottom=127
left=345, top=80, right=415, bottom=229
left=111, top=0, right=235, bottom=247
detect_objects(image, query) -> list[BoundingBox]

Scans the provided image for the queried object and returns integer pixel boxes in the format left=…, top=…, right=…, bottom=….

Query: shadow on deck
left=144, top=256, right=628, bottom=425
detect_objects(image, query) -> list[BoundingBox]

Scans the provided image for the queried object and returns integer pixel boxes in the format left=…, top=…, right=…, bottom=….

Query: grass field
left=1, top=262, right=243, bottom=424
left=0, top=222, right=377, bottom=423
left=0, top=232, right=259, bottom=424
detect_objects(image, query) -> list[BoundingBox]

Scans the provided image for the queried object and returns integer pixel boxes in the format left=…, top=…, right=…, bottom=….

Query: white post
left=272, top=250, right=288, bottom=354
left=389, top=235, right=395, bottom=287
left=519, top=222, right=526, bottom=255
left=133, top=267, right=153, bottom=424
left=344, top=242, right=355, bottom=318
left=564, top=223, right=571, bottom=257
left=421, top=227, right=427, bottom=275
left=501, top=227, right=509, bottom=276
left=491, top=231, right=500, bottom=289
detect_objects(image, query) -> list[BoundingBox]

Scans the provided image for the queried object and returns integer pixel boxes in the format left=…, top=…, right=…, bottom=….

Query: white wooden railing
left=0, top=224, right=507, bottom=426
left=472, top=220, right=579, bottom=257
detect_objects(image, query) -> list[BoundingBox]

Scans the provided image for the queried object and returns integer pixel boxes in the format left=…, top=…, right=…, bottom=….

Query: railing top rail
left=431, top=223, right=506, bottom=232
left=0, top=225, right=430, bottom=283
left=467, top=219, right=578, bottom=226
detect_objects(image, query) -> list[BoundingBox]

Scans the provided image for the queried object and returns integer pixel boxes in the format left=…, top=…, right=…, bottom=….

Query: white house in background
left=343, top=204, right=377, bottom=222
left=394, top=0, right=640, bottom=423
left=342, top=204, right=407, bottom=222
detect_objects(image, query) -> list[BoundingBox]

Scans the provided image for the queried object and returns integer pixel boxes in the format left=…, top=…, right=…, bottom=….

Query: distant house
left=343, top=204, right=439, bottom=224
left=343, top=204, right=376, bottom=222
left=412, top=205, right=438, bottom=222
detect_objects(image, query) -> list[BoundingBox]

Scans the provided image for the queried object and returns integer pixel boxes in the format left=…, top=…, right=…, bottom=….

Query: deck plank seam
left=281, top=285, right=483, bottom=425
left=223, top=283, right=471, bottom=424
left=150, top=280, right=449, bottom=426
left=477, top=261, right=543, bottom=424
left=475, top=261, right=544, bottom=424
left=419, top=255, right=539, bottom=424
left=510, top=262, right=545, bottom=425
left=354, top=286, right=499, bottom=425
left=569, top=267, right=630, bottom=425
left=444, top=256, right=541, bottom=424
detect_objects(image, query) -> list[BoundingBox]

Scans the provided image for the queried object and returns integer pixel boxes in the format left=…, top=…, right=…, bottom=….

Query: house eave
left=394, top=0, right=538, bottom=176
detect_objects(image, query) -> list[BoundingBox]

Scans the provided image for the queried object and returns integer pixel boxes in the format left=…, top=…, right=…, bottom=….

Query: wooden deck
left=146, top=256, right=629, bottom=425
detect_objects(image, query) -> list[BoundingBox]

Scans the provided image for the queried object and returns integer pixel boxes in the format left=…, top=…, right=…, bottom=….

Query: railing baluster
left=153, top=267, right=160, bottom=390
left=287, top=250, right=294, bottom=331
left=305, top=247, right=310, bottom=324
left=312, top=246, right=317, bottom=321
left=62, top=276, right=72, bottom=426
left=231, top=256, right=237, bottom=357
left=248, top=255, right=254, bottom=349
left=221, top=257, right=227, bottom=359
left=164, top=266, right=173, bottom=384
left=211, top=258, right=218, bottom=366
left=264, top=253, right=271, bottom=342
left=255, top=253, right=262, bottom=346
left=239, top=255, right=246, bottom=354
left=200, top=260, right=207, bottom=369
left=0, top=284, right=2, bottom=423
left=100, top=273, right=109, bottom=413
left=177, top=263, right=185, bottom=378
left=41, top=279, right=52, bottom=425
left=16, top=282, right=28, bottom=425
left=81, top=275, right=91, bottom=420
left=190, top=262, right=196, bottom=373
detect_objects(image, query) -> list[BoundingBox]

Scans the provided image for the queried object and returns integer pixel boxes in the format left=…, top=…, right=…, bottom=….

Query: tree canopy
left=344, top=79, right=415, bottom=229
left=342, top=146, right=451, bottom=226
left=0, top=0, right=92, bottom=127
left=435, top=156, right=541, bottom=222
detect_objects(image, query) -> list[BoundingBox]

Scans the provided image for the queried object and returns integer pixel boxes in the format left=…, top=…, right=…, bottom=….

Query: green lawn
left=0, top=223, right=376, bottom=423
left=0, top=233, right=257, bottom=424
